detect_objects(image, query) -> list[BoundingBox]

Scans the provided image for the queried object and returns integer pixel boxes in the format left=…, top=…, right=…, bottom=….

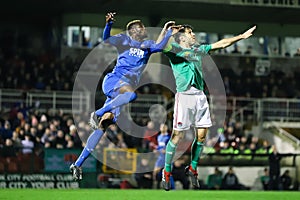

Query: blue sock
left=74, top=129, right=104, bottom=167
left=95, top=92, right=137, bottom=117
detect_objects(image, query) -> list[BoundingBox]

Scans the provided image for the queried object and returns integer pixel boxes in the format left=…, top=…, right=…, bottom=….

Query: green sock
left=190, top=140, right=204, bottom=170
left=164, top=140, right=177, bottom=173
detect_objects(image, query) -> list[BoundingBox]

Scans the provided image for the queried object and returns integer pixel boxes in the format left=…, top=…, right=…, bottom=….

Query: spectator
left=236, top=144, right=252, bottom=160
left=268, top=145, right=281, bottom=190
left=153, top=123, right=170, bottom=188
left=272, top=47, right=279, bottom=56
left=231, top=44, right=242, bottom=54
left=21, top=134, right=34, bottom=154
left=0, top=121, right=13, bottom=140
left=142, top=121, right=158, bottom=152
left=207, top=167, right=223, bottom=190
left=171, top=159, right=190, bottom=190
left=244, top=45, right=253, bottom=55
left=222, top=167, right=240, bottom=190
left=12, top=112, right=26, bottom=130
left=284, top=52, right=291, bottom=57
left=294, top=48, right=300, bottom=57
left=134, top=158, right=153, bottom=189
left=107, top=125, right=127, bottom=148
left=41, top=127, right=55, bottom=146
left=1, top=138, right=17, bottom=157
left=53, top=130, right=66, bottom=149
left=65, top=134, right=74, bottom=148
left=255, top=140, right=271, bottom=154
left=223, top=76, right=232, bottom=96
left=69, top=124, right=82, bottom=148
left=219, top=141, right=234, bottom=154
left=260, top=168, right=270, bottom=190
left=224, top=125, right=236, bottom=144
left=11, top=130, right=22, bottom=149
left=280, top=170, right=292, bottom=190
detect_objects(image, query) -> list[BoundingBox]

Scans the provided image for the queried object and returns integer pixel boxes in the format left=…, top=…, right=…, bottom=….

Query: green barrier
left=44, top=149, right=97, bottom=173
left=0, top=173, right=79, bottom=189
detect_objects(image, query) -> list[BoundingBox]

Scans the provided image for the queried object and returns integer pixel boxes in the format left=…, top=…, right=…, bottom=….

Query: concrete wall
left=197, top=166, right=296, bottom=190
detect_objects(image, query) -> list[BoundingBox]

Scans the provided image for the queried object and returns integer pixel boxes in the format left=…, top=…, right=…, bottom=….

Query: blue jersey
left=157, top=133, right=170, bottom=155
left=103, top=22, right=172, bottom=87
left=154, top=133, right=170, bottom=168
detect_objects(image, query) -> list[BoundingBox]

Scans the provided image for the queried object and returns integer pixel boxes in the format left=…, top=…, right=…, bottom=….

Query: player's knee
left=171, top=131, right=183, bottom=144
left=197, top=136, right=206, bottom=143
left=196, top=128, right=207, bottom=143
left=99, top=112, right=115, bottom=130
left=128, top=92, right=137, bottom=102
left=100, top=119, right=114, bottom=130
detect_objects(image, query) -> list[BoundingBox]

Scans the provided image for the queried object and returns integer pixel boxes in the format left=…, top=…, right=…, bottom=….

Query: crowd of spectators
left=0, top=48, right=80, bottom=91
left=1, top=47, right=300, bottom=99
left=0, top=100, right=274, bottom=173
left=220, top=65, right=300, bottom=99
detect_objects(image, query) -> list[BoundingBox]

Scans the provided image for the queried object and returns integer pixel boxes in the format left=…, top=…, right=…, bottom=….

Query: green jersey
left=164, top=42, right=211, bottom=92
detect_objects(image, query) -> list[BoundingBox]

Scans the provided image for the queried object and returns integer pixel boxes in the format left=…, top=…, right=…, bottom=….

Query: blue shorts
left=102, top=73, right=131, bottom=98
left=101, top=73, right=131, bottom=122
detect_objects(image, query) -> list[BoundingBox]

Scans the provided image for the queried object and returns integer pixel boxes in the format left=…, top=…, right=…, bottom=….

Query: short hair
left=126, top=19, right=143, bottom=31
left=174, top=24, right=194, bottom=43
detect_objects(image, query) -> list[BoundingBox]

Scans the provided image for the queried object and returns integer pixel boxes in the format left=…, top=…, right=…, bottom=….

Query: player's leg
left=70, top=129, right=104, bottom=181
left=89, top=74, right=135, bottom=130
left=162, top=92, right=189, bottom=191
left=95, top=85, right=137, bottom=118
left=186, top=91, right=211, bottom=188
left=154, top=155, right=166, bottom=189
left=190, top=128, right=207, bottom=170
left=70, top=113, right=114, bottom=181
left=89, top=97, right=112, bottom=130
left=153, top=166, right=162, bottom=189
left=162, top=130, right=184, bottom=191
left=164, top=130, right=184, bottom=173
left=185, top=128, right=207, bottom=188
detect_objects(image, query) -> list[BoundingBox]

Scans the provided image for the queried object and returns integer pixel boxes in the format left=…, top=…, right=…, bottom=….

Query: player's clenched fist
left=106, top=12, right=116, bottom=23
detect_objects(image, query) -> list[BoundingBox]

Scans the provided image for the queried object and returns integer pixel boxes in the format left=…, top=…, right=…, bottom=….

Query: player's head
left=126, top=19, right=147, bottom=40
left=159, top=123, right=168, bottom=133
left=174, top=24, right=196, bottom=46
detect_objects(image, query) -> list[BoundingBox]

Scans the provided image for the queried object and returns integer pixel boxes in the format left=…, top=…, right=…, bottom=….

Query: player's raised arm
left=211, top=25, right=256, bottom=50
left=156, top=21, right=175, bottom=44
left=156, top=21, right=183, bottom=44
left=152, top=22, right=183, bottom=53
left=103, top=12, right=116, bottom=41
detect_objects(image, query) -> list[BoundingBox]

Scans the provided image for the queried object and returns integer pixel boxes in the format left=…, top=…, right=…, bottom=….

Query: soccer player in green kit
left=161, top=24, right=256, bottom=190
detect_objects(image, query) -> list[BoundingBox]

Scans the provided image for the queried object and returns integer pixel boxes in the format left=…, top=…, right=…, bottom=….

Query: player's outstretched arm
left=103, top=12, right=116, bottom=41
left=211, top=25, right=256, bottom=50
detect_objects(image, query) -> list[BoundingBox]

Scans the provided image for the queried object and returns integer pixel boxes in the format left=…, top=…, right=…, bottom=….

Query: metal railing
left=0, top=89, right=91, bottom=114
left=1, top=89, right=300, bottom=123
left=210, top=96, right=300, bottom=123
left=26, top=90, right=91, bottom=114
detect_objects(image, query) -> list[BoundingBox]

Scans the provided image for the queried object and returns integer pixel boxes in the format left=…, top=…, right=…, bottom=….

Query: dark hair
left=174, top=24, right=194, bottom=43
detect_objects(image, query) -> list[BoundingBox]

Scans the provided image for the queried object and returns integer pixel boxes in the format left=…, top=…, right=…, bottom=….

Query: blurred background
left=0, top=0, right=300, bottom=190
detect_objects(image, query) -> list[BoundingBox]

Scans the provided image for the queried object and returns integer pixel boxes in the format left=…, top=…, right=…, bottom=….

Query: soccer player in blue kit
left=70, top=12, right=182, bottom=181
left=153, top=124, right=171, bottom=186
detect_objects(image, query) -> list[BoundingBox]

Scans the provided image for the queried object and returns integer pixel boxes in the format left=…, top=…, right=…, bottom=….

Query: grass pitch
left=0, top=189, right=299, bottom=200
